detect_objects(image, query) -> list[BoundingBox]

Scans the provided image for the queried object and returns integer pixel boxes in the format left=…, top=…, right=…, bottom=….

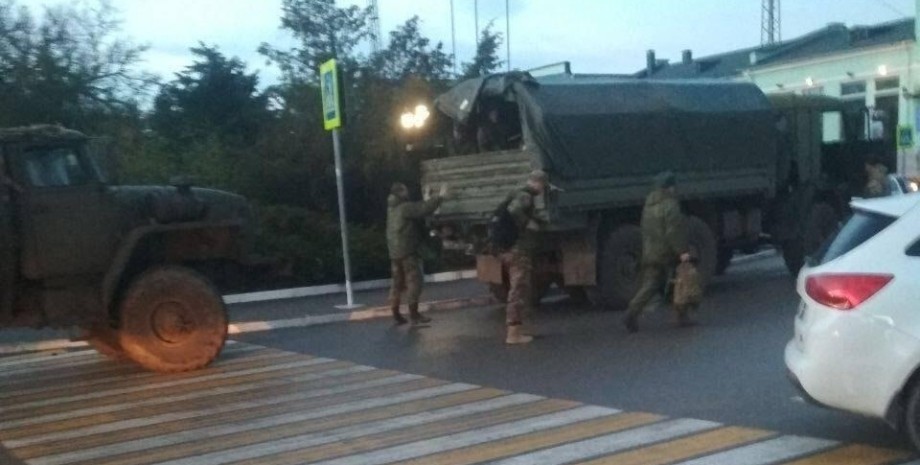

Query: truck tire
left=117, top=266, right=228, bottom=373
left=85, top=325, right=126, bottom=361
left=686, top=216, right=718, bottom=286
left=489, top=283, right=508, bottom=303
left=716, top=247, right=733, bottom=276
left=782, top=203, right=839, bottom=275
left=804, top=203, right=838, bottom=260
left=594, top=224, right=643, bottom=310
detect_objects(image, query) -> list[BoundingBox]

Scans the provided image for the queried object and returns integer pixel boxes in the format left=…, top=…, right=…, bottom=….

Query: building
left=640, top=15, right=920, bottom=174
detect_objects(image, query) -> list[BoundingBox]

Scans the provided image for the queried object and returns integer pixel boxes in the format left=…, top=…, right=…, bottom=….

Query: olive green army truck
left=0, top=125, right=255, bottom=372
left=423, top=73, right=881, bottom=308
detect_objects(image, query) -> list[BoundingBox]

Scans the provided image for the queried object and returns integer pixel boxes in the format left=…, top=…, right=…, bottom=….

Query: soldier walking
left=500, top=170, right=556, bottom=344
left=623, top=172, right=693, bottom=333
left=386, top=182, right=444, bottom=326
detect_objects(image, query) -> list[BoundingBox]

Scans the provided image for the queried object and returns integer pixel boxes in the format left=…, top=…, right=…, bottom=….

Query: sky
left=14, top=0, right=920, bottom=87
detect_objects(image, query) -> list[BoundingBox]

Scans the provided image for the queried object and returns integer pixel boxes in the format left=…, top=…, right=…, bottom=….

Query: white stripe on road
left=0, top=347, right=94, bottom=367
left=0, top=364, right=383, bottom=430
left=0, top=349, right=291, bottom=399
left=674, top=435, right=839, bottom=465
left=481, top=418, right=720, bottom=465
left=0, top=357, right=332, bottom=414
left=5, top=365, right=390, bottom=448
left=30, top=386, right=520, bottom=465
left=155, top=395, right=572, bottom=465
left=312, top=405, right=622, bottom=465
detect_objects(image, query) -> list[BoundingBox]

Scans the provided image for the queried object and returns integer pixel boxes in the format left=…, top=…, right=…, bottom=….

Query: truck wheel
left=715, top=247, right=733, bottom=276
left=117, top=266, right=228, bottom=373
left=489, top=283, right=509, bottom=303
left=595, top=224, right=643, bottom=310
left=85, top=325, right=126, bottom=361
left=782, top=203, right=839, bottom=275
left=805, top=203, right=838, bottom=259
left=686, top=216, right=718, bottom=286
left=904, top=379, right=920, bottom=451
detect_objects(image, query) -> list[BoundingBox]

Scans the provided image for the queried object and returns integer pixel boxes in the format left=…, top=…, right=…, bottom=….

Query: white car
left=786, top=193, right=920, bottom=449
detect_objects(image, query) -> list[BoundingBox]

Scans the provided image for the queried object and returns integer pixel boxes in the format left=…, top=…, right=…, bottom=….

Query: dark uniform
left=624, top=174, right=690, bottom=332
left=386, top=184, right=442, bottom=325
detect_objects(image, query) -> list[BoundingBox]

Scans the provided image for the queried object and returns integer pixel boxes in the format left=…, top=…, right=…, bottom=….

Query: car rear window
left=815, top=210, right=896, bottom=265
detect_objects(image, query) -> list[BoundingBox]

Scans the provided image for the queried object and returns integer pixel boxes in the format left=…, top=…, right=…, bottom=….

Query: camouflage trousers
left=500, top=250, right=533, bottom=326
left=625, top=264, right=669, bottom=320
left=389, top=255, right=423, bottom=307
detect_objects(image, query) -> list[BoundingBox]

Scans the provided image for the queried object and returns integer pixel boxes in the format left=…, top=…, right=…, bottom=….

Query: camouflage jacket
left=386, top=194, right=442, bottom=260
left=639, top=189, right=688, bottom=266
left=864, top=164, right=891, bottom=198
left=506, top=186, right=543, bottom=253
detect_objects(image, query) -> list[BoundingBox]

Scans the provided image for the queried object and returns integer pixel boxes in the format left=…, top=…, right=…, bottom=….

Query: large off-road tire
left=903, top=379, right=920, bottom=451
left=489, top=283, right=509, bottom=303
left=686, top=216, right=718, bottom=287
left=593, top=224, right=643, bottom=310
left=85, top=325, right=127, bottom=362
left=782, top=203, right=839, bottom=276
left=117, top=266, right=228, bottom=373
left=715, top=247, right=733, bottom=276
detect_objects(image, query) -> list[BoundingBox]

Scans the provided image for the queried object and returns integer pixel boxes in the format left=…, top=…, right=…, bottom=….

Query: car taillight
left=805, top=274, right=894, bottom=310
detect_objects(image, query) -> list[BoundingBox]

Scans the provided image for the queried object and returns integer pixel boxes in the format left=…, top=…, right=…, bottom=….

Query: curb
left=224, top=269, right=478, bottom=305
left=0, top=295, right=496, bottom=356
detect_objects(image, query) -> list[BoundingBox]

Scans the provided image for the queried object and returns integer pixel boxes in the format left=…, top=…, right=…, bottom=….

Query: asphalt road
left=233, top=253, right=911, bottom=451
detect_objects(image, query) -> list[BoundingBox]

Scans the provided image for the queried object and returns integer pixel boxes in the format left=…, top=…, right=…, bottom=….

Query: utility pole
left=506, top=0, right=511, bottom=71
left=474, top=0, right=479, bottom=49
left=367, top=0, right=382, bottom=54
left=451, top=0, right=458, bottom=76
left=761, top=0, right=781, bottom=45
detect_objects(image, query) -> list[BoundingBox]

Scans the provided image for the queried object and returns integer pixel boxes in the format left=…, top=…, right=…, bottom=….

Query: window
left=875, top=76, right=900, bottom=92
left=840, top=81, right=866, bottom=96
left=23, top=147, right=91, bottom=187
left=801, top=86, right=824, bottom=96
left=908, top=238, right=920, bottom=257
left=815, top=210, right=895, bottom=265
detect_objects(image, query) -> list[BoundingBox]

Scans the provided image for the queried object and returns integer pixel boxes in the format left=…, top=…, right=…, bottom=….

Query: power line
left=876, top=0, right=909, bottom=18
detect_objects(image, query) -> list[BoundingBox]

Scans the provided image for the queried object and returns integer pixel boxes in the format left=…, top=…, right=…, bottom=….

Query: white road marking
left=0, top=358, right=332, bottom=414
left=476, top=418, right=720, bottom=465
left=29, top=385, right=519, bottom=465
left=674, top=435, right=839, bottom=465
left=5, top=365, right=390, bottom=448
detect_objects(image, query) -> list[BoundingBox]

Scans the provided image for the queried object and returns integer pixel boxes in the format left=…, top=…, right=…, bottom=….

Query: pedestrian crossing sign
left=320, top=59, right=342, bottom=130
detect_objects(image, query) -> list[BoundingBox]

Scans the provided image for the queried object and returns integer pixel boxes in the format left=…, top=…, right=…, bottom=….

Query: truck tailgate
left=421, top=150, right=535, bottom=223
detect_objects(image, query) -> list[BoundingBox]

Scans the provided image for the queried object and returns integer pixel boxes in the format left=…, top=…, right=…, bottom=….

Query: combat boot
left=505, top=324, right=533, bottom=344
left=409, top=303, right=431, bottom=326
left=391, top=303, right=407, bottom=325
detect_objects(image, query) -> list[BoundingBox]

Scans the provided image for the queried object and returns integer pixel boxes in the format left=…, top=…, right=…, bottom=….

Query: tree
left=151, top=43, right=270, bottom=146
left=371, top=16, right=452, bottom=82
left=462, top=23, right=503, bottom=79
left=258, top=0, right=371, bottom=83
left=0, top=0, right=153, bottom=130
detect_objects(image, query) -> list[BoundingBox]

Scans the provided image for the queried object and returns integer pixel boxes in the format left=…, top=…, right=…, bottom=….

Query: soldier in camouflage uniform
left=500, top=170, right=556, bottom=344
left=863, top=155, right=891, bottom=198
left=623, top=172, right=692, bottom=333
left=387, top=183, right=443, bottom=326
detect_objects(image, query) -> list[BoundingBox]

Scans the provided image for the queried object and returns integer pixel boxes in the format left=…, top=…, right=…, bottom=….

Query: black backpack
left=488, top=191, right=525, bottom=253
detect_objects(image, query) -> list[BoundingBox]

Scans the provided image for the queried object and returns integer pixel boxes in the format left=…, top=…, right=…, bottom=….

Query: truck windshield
left=813, top=210, right=896, bottom=265
left=22, top=146, right=93, bottom=187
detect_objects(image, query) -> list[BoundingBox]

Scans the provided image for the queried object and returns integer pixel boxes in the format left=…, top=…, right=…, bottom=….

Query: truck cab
left=0, top=125, right=254, bottom=372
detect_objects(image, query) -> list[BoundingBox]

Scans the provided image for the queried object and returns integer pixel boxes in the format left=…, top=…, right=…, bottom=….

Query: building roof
left=639, top=18, right=915, bottom=79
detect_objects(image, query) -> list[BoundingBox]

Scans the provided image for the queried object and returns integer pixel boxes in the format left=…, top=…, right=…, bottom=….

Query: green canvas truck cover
left=435, top=73, right=778, bottom=182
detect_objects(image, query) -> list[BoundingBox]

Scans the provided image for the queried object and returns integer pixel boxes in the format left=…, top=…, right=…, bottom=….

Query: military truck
left=0, top=125, right=255, bottom=372
left=423, top=73, right=881, bottom=307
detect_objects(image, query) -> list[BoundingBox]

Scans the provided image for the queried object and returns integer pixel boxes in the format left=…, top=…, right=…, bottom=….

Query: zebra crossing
left=0, top=342, right=915, bottom=465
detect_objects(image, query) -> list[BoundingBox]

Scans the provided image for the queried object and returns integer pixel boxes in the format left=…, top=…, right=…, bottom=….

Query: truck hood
left=109, top=185, right=252, bottom=228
